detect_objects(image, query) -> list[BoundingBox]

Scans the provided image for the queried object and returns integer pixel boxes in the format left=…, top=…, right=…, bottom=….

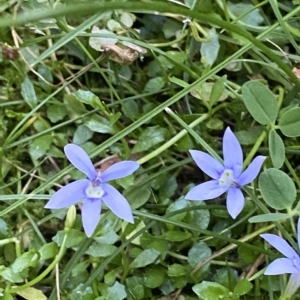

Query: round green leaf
left=130, top=249, right=160, bottom=269
left=268, top=129, right=285, bottom=168
left=144, top=266, right=165, bottom=288
left=192, top=281, right=229, bottom=299
left=200, top=28, right=220, bottom=66
left=259, top=168, right=296, bottom=210
left=188, top=242, right=211, bottom=268
left=234, top=279, right=253, bottom=296
left=106, top=282, right=127, bottom=300
left=168, top=263, right=186, bottom=277
left=279, top=107, right=300, bottom=137
left=242, top=81, right=278, bottom=125
left=17, top=287, right=47, bottom=300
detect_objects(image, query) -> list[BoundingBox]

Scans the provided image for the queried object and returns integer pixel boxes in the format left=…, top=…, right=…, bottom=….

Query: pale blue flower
left=45, top=144, right=139, bottom=237
left=185, top=127, right=266, bottom=218
left=261, top=219, right=300, bottom=297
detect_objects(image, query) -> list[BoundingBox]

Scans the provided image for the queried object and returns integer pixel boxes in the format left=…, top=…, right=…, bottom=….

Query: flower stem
left=7, top=233, right=68, bottom=294
left=243, top=129, right=267, bottom=169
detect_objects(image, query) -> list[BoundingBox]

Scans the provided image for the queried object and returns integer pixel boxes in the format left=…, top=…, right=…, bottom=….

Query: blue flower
left=45, top=144, right=139, bottom=237
left=185, top=127, right=266, bottom=218
left=261, top=219, right=300, bottom=298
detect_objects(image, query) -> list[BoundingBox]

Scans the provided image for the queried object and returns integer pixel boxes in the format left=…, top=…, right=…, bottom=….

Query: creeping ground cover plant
left=3, top=1, right=300, bottom=299
left=45, top=144, right=139, bottom=237
left=185, top=127, right=266, bottom=218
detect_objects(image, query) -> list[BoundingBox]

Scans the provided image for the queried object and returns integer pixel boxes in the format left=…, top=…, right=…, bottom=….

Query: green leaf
left=172, top=275, right=187, bottom=288
left=122, top=99, right=140, bottom=120
left=39, top=242, right=59, bottom=260
left=89, top=27, right=117, bottom=51
left=70, top=284, right=94, bottom=300
left=11, top=251, right=38, bottom=273
left=186, top=201, right=210, bottom=233
left=188, top=242, right=212, bottom=268
left=120, top=12, right=136, bottom=28
left=278, top=107, right=300, bottom=137
left=126, top=276, right=144, bottom=300
left=235, top=126, right=264, bottom=145
left=192, top=281, right=229, bottom=299
left=29, top=135, right=54, bottom=159
left=144, top=77, right=165, bottom=93
left=72, top=260, right=90, bottom=277
left=249, top=213, right=290, bottom=223
left=168, top=264, right=186, bottom=277
left=21, top=76, right=38, bottom=109
left=132, top=125, right=167, bottom=153
left=158, top=51, right=187, bottom=69
left=234, top=279, right=253, bottom=296
left=242, top=81, right=278, bottom=125
left=106, top=282, right=127, bottom=300
left=47, top=104, right=67, bottom=123
left=38, top=65, right=53, bottom=92
left=124, top=186, right=151, bottom=210
left=210, top=76, right=226, bottom=106
left=144, top=266, right=165, bottom=288
left=104, top=270, right=117, bottom=285
left=227, top=2, right=264, bottom=26
left=85, top=242, right=117, bottom=257
left=161, top=230, right=192, bottom=242
left=73, top=124, right=93, bottom=145
left=17, top=287, right=47, bottom=300
left=162, top=19, right=182, bottom=38
left=84, top=114, right=115, bottom=134
left=259, top=168, right=296, bottom=210
left=0, top=267, right=24, bottom=283
left=53, top=229, right=86, bottom=248
left=0, top=218, right=8, bottom=238
left=214, top=267, right=237, bottom=289
left=166, top=199, right=188, bottom=223
left=94, top=229, right=119, bottom=245
left=64, top=94, right=87, bottom=118
left=200, top=28, right=220, bottom=66
left=159, top=176, right=178, bottom=199
left=130, top=249, right=160, bottom=269
left=72, top=90, right=101, bottom=108
left=268, top=129, right=285, bottom=168
left=2, top=293, right=14, bottom=300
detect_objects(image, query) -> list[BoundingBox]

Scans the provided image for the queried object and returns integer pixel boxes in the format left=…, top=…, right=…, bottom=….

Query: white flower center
left=85, top=182, right=104, bottom=199
left=85, top=171, right=104, bottom=199
left=218, top=169, right=239, bottom=188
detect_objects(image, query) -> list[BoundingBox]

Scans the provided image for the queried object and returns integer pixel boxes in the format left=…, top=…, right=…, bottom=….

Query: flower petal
left=101, top=183, right=134, bottom=223
left=64, top=144, right=96, bottom=180
left=223, top=127, right=243, bottom=178
left=238, top=156, right=266, bottom=186
left=226, top=187, right=244, bottom=219
left=260, top=233, right=299, bottom=259
left=101, top=161, right=139, bottom=182
left=82, top=199, right=101, bottom=237
left=297, top=219, right=300, bottom=250
left=284, top=273, right=300, bottom=298
left=45, top=179, right=89, bottom=209
left=264, top=258, right=299, bottom=275
left=189, top=150, right=224, bottom=179
left=185, top=180, right=228, bottom=201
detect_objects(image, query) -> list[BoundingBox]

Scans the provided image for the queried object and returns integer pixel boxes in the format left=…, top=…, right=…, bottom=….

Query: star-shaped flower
left=261, top=219, right=300, bottom=297
left=45, top=144, right=139, bottom=237
left=185, top=127, right=266, bottom=218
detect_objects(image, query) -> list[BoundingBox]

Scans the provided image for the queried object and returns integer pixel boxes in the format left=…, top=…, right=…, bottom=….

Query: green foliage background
left=0, top=0, right=300, bottom=299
